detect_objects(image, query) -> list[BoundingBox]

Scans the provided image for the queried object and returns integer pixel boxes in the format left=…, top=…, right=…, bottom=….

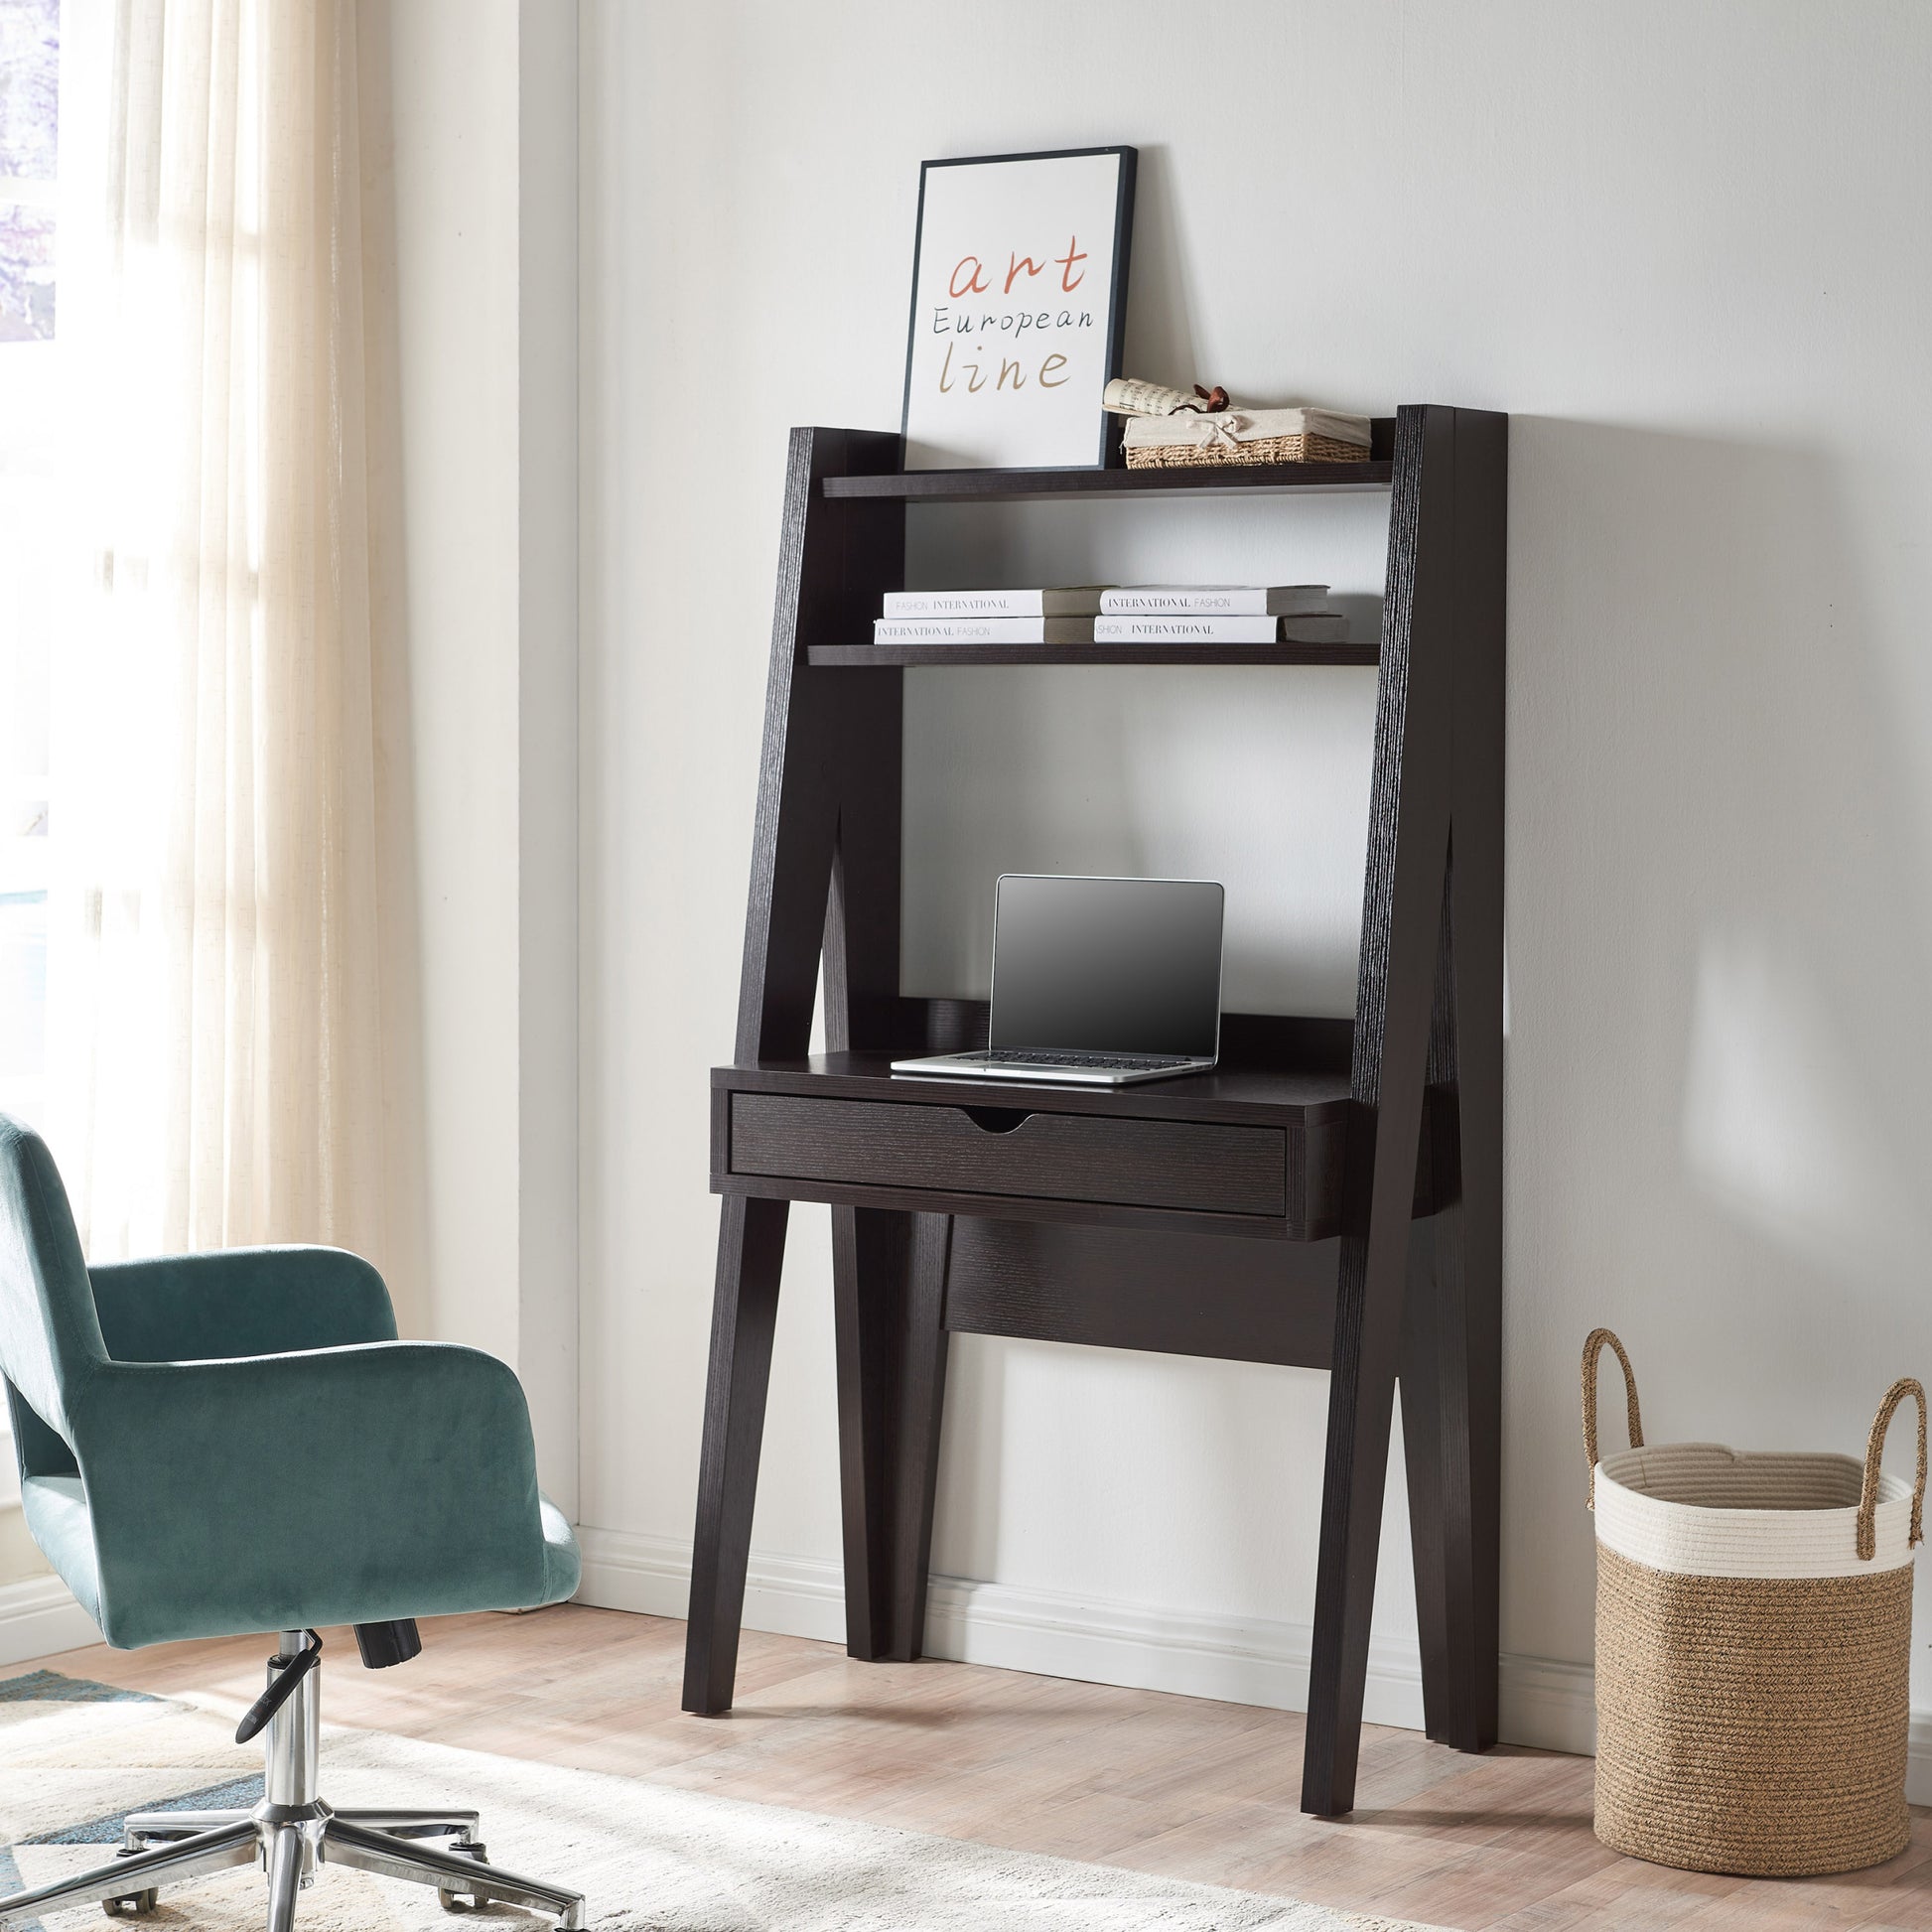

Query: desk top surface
left=714, top=1053, right=1354, bottom=1127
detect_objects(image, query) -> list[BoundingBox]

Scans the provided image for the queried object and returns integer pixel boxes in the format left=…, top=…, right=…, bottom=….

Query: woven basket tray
left=1125, top=432, right=1368, bottom=470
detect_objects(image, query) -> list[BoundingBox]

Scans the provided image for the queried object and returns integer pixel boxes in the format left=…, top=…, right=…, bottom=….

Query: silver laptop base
left=890, top=1052, right=1214, bottom=1087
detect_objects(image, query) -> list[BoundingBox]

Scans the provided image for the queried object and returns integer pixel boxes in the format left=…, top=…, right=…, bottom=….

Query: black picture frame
left=898, top=146, right=1138, bottom=473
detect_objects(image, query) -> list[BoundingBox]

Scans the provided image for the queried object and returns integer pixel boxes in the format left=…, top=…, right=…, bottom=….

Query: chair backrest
left=0, top=1116, right=107, bottom=1446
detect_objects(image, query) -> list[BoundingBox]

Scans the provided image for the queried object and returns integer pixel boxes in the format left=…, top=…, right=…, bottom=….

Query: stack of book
left=875, top=588, right=1100, bottom=646
left=1093, top=585, right=1346, bottom=645
left=870, top=586, right=1348, bottom=647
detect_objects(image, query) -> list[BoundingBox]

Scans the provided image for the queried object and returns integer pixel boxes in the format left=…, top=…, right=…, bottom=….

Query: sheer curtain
left=48, top=0, right=385, bottom=1261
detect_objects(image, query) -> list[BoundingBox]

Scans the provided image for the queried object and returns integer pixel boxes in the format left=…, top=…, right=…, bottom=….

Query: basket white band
left=1595, top=1443, right=1917, bottom=1578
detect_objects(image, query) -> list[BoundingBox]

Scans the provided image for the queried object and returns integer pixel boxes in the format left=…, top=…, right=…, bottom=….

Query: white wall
left=575, top=0, right=1932, bottom=1749
left=382, top=0, right=522, bottom=1361
left=377, top=0, right=579, bottom=1511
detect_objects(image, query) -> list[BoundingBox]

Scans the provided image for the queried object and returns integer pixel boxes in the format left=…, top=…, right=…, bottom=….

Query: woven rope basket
left=1584, top=1329, right=1925, bottom=1876
left=1124, top=432, right=1368, bottom=470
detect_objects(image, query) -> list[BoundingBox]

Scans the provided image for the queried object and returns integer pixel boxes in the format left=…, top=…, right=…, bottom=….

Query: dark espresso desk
left=682, top=411, right=1505, bottom=1818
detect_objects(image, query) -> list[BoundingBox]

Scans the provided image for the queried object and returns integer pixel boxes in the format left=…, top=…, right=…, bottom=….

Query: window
left=0, top=0, right=58, bottom=342
left=0, top=0, right=60, bottom=1128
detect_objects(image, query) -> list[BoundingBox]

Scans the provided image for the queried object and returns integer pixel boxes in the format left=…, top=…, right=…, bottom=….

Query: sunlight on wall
left=1682, top=935, right=1925, bottom=1281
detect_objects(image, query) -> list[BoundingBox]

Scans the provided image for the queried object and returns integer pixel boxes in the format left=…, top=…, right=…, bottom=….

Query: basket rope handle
left=1858, top=1377, right=1926, bottom=1562
left=1582, top=1328, right=1644, bottom=1508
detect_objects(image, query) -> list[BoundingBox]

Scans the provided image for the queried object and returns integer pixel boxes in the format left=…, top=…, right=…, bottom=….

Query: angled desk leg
left=1400, top=869, right=1499, bottom=1751
left=1437, top=909, right=1503, bottom=1754
left=1402, top=1203, right=1452, bottom=1741
left=682, top=1193, right=789, bottom=1716
left=1402, top=1180, right=1500, bottom=1750
left=1300, top=848, right=1444, bottom=1816
left=833, top=1210, right=953, bottom=1663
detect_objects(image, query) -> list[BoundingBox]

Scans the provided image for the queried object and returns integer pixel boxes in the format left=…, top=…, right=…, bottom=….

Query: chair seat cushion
left=22, top=1472, right=580, bottom=1647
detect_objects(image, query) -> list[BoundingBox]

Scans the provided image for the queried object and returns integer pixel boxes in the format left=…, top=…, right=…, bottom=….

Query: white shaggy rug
left=0, top=1669, right=1447, bottom=1930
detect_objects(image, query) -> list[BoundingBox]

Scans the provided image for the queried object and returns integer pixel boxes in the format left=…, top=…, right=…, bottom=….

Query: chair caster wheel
left=104, top=1847, right=160, bottom=1915
left=439, top=1841, right=489, bottom=1912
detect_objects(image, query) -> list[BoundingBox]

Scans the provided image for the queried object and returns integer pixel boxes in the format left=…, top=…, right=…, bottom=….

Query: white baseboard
left=0, top=1572, right=99, bottom=1668
left=576, top=1525, right=1932, bottom=1805
left=574, top=1526, right=1426, bottom=1728
left=575, top=1525, right=1586, bottom=1746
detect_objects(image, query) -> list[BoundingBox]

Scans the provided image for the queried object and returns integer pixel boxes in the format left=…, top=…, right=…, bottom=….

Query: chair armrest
left=69, top=1342, right=549, bottom=1647
left=88, top=1248, right=398, bottom=1363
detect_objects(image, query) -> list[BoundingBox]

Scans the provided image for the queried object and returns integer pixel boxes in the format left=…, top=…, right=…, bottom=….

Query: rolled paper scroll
left=1102, top=377, right=1236, bottom=417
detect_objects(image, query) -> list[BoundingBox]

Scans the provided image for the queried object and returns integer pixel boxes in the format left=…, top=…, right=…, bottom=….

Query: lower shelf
left=807, top=642, right=1380, bottom=667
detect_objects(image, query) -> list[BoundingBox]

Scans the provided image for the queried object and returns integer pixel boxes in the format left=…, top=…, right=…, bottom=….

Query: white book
left=873, top=616, right=1096, bottom=645
left=1092, top=614, right=1350, bottom=644
left=882, top=587, right=1106, bottom=618
left=1099, top=585, right=1332, bottom=617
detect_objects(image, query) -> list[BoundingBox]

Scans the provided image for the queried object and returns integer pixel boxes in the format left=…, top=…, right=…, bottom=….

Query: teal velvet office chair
left=0, top=1114, right=585, bottom=1929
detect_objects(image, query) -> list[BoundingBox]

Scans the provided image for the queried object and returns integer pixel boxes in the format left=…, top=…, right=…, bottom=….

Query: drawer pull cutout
left=962, top=1105, right=1032, bottom=1135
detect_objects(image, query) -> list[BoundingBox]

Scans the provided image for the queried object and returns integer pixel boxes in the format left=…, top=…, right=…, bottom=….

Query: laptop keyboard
left=978, top=1049, right=1189, bottom=1071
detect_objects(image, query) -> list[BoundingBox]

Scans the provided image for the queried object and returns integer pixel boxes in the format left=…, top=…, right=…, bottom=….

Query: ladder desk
left=683, top=406, right=1506, bottom=1818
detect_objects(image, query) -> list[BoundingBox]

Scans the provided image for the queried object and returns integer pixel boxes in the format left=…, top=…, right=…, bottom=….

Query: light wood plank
left=14, top=1604, right=1928, bottom=1932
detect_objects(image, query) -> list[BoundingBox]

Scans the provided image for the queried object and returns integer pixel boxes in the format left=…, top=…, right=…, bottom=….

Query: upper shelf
left=823, top=419, right=1395, bottom=502
left=823, top=456, right=1393, bottom=502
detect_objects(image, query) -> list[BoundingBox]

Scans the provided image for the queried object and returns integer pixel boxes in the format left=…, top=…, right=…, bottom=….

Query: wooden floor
left=24, top=1604, right=1932, bottom=1930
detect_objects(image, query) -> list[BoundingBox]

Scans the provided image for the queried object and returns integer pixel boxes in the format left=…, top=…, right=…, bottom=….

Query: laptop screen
left=988, top=876, right=1225, bottom=1058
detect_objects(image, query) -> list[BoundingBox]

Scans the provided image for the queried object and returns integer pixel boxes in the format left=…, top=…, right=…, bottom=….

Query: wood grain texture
left=714, top=1168, right=1297, bottom=1244
left=945, top=1218, right=1338, bottom=1369
left=832, top=1208, right=952, bottom=1665
left=730, top=1093, right=1288, bottom=1218
left=681, top=1191, right=788, bottom=1716
left=1441, top=410, right=1508, bottom=1759
left=43, top=1609, right=1932, bottom=1932
left=687, top=426, right=901, bottom=1716
left=811, top=459, right=938, bottom=1673
left=732, top=427, right=898, bottom=1064
left=1303, top=405, right=1507, bottom=1814
left=1403, top=885, right=1466, bottom=1745
left=712, top=1047, right=1358, bottom=1240
left=821, top=460, right=1393, bottom=502
left=715, top=1052, right=1354, bottom=1127
left=1305, top=404, right=1456, bottom=1813
left=833, top=1211, right=951, bottom=1664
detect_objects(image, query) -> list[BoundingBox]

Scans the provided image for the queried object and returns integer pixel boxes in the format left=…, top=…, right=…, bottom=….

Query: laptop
left=892, top=874, right=1225, bottom=1087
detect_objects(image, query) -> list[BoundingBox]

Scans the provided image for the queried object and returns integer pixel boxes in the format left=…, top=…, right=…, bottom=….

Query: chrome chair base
left=0, top=1802, right=586, bottom=1930
left=0, top=1635, right=585, bottom=1930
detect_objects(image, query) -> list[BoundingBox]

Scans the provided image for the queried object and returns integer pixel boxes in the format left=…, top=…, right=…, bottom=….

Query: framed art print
left=900, top=147, right=1137, bottom=472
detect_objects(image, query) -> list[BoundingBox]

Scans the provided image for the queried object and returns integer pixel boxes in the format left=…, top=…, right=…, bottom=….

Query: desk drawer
left=728, top=1094, right=1286, bottom=1219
